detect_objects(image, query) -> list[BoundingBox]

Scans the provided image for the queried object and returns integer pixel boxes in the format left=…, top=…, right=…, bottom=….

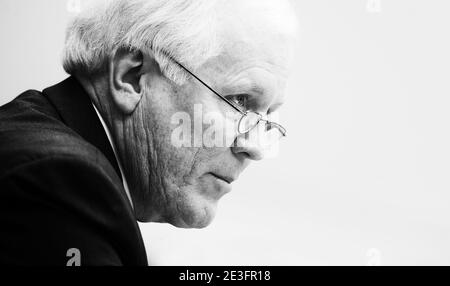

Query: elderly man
left=0, top=0, right=297, bottom=265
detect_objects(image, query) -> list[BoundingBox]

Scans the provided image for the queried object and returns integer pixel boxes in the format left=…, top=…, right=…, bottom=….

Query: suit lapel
left=42, top=77, right=122, bottom=181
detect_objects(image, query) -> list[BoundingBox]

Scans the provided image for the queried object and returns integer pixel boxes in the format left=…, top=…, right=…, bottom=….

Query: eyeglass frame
left=163, top=53, right=287, bottom=139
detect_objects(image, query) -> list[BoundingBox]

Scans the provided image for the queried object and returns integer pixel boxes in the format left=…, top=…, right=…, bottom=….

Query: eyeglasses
left=168, top=57, right=287, bottom=147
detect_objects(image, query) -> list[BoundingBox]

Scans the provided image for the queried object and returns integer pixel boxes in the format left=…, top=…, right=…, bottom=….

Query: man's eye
left=228, top=94, right=249, bottom=109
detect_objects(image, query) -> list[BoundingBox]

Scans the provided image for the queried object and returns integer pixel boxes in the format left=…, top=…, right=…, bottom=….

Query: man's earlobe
left=109, top=48, right=145, bottom=114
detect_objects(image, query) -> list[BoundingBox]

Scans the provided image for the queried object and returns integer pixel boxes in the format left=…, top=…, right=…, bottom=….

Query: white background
left=1, top=0, right=450, bottom=265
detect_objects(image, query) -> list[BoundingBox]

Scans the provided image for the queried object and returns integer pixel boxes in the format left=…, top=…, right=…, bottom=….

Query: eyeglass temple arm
left=171, top=60, right=247, bottom=115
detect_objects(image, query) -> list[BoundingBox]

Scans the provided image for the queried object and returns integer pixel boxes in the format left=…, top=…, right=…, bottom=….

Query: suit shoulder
left=0, top=89, right=119, bottom=180
left=0, top=89, right=61, bottom=129
left=0, top=124, right=116, bottom=182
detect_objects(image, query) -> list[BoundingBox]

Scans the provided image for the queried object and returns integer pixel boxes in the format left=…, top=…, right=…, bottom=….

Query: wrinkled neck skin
left=76, top=75, right=156, bottom=222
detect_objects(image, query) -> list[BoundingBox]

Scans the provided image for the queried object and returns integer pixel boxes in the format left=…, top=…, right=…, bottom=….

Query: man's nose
left=231, top=133, right=265, bottom=161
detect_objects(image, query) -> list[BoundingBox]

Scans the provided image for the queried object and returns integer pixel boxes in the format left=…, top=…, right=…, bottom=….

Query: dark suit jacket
left=0, top=77, right=148, bottom=266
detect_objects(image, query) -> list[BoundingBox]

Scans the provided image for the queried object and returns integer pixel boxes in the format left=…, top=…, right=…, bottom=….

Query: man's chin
left=170, top=200, right=219, bottom=229
left=139, top=185, right=222, bottom=228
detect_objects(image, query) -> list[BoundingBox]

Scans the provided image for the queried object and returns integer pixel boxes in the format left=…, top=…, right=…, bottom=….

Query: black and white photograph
left=0, top=0, right=449, bottom=270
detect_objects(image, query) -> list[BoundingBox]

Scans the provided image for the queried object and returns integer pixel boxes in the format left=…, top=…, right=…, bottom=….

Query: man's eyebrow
left=249, top=85, right=267, bottom=96
left=223, top=81, right=266, bottom=96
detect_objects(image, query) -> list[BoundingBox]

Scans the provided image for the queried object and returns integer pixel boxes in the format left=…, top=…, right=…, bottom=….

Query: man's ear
left=109, top=48, right=146, bottom=114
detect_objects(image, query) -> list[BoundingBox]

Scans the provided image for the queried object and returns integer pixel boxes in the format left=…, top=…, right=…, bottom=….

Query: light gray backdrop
left=1, top=0, right=450, bottom=265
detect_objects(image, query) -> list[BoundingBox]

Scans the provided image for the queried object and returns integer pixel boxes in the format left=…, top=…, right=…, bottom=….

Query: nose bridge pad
left=264, top=121, right=272, bottom=132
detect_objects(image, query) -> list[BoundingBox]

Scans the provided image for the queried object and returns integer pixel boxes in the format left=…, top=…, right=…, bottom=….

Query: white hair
left=62, top=0, right=220, bottom=84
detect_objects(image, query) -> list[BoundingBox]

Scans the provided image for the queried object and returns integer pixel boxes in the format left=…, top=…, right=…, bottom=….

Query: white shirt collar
left=91, top=102, right=134, bottom=209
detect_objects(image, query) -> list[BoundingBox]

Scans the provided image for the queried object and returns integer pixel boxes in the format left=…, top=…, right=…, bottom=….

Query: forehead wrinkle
left=217, top=46, right=290, bottom=77
left=217, top=61, right=287, bottom=91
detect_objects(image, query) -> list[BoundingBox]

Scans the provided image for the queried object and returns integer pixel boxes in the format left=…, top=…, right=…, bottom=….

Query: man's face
left=121, top=0, right=297, bottom=228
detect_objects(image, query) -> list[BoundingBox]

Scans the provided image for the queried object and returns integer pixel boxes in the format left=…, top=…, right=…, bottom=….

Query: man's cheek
left=164, top=147, right=199, bottom=182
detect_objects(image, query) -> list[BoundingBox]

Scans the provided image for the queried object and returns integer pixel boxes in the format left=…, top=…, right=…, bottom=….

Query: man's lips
left=209, top=173, right=235, bottom=184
